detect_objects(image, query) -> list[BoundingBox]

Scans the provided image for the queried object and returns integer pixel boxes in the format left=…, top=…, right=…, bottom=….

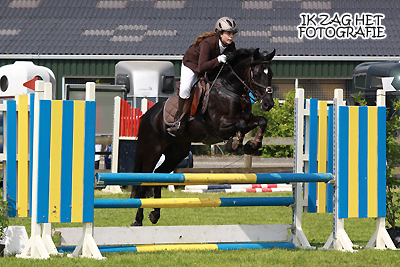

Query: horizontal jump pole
left=174, top=167, right=293, bottom=173
left=56, top=224, right=291, bottom=246
left=58, top=242, right=295, bottom=253
left=185, top=184, right=292, bottom=190
left=183, top=188, right=292, bottom=193
left=93, top=197, right=295, bottom=209
left=96, top=172, right=333, bottom=186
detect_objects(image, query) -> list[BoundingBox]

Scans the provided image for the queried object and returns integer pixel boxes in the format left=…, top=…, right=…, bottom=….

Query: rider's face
left=220, top=31, right=235, bottom=45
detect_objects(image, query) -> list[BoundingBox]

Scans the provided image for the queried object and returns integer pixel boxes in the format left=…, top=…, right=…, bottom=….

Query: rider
left=167, top=17, right=238, bottom=137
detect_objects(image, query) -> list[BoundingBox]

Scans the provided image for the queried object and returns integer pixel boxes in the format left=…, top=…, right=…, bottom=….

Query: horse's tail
left=133, top=140, right=142, bottom=173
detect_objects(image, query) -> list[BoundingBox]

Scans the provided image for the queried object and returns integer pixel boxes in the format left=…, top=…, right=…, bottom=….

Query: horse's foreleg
left=244, top=116, right=267, bottom=155
left=224, top=132, right=244, bottom=153
left=224, top=119, right=248, bottom=153
left=149, top=186, right=161, bottom=224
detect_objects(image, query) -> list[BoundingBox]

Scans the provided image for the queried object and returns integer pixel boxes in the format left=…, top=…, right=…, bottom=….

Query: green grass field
left=1, top=188, right=399, bottom=266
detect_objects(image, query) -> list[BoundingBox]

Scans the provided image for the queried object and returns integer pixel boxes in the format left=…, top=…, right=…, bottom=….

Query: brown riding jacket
left=182, top=34, right=236, bottom=75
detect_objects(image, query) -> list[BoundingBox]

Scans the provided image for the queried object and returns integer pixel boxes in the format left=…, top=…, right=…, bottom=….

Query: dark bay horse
left=131, top=48, right=276, bottom=226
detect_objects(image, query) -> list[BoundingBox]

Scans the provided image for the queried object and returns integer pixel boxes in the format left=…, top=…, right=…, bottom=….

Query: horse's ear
left=253, top=48, right=260, bottom=60
left=264, top=49, right=276, bottom=61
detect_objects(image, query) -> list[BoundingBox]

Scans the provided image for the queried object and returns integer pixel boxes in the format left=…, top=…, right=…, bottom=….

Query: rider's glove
left=218, top=55, right=227, bottom=63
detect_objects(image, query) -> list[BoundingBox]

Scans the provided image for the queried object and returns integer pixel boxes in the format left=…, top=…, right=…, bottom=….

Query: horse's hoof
left=244, top=141, right=259, bottom=155
left=131, top=221, right=142, bottom=226
left=149, top=211, right=160, bottom=224
left=224, top=138, right=235, bottom=153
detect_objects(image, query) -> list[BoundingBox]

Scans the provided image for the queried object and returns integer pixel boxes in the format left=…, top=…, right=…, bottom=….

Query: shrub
left=0, top=180, right=8, bottom=240
left=253, top=89, right=295, bottom=158
left=385, top=100, right=400, bottom=228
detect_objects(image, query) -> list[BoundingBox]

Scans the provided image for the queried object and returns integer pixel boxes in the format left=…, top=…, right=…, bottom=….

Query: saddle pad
left=163, top=95, right=198, bottom=126
left=163, top=94, right=179, bottom=126
left=163, top=78, right=212, bottom=126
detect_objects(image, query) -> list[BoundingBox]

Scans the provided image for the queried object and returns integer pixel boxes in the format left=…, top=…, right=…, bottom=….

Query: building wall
left=0, top=59, right=363, bottom=100
left=273, top=78, right=352, bottom=100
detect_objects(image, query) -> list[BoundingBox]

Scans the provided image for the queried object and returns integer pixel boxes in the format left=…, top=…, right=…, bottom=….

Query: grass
left=1, top=188, right=400, bottom=266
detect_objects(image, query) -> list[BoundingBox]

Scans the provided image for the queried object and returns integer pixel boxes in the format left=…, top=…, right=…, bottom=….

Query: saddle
left=163, top=77, right=212, bottom=126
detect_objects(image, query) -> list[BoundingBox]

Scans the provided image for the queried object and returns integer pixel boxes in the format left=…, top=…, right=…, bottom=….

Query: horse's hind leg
left=147, top=142, right=191, bottom=224
left=149, top=186, right=161, bottom=224
left=132, top=146, right=167, bottom=226
left=132, top=208, right=144, bottom=226
left=130, top=186, right=148, bottom=226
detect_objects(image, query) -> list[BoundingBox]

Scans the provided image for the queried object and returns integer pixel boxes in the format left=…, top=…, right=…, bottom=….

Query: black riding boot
left=167, top=96, right=190, bottom=137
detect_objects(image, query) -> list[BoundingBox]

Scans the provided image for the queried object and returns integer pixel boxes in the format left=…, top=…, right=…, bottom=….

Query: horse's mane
left=216, top=48, right=274, bottom=81
left=226, top=48, right=255, bottom=65
left=216, top=48, right=258, bottom=79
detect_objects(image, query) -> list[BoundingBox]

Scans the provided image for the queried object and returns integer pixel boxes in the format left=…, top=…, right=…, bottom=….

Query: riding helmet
left=215, top=17, right=238, bottom=33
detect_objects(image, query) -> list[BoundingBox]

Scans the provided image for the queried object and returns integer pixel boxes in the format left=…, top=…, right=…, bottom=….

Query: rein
left=227, top=64, right=273, bottom=102
left=204, top=60, right=273, bottom=104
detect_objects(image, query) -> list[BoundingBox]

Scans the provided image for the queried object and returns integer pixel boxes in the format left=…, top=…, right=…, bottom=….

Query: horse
left=130, top=48, right=276, bottom=226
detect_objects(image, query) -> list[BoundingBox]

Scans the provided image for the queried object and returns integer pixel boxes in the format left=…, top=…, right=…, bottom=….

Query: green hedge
left=253, top=90, right=295, bottom=158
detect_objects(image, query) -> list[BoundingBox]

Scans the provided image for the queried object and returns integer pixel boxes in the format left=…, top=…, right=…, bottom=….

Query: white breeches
left=179, top=64, right=198, bottom=99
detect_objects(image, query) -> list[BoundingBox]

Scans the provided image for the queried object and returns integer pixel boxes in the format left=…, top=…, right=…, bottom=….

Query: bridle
left=227, top=63, right=273, bottom=103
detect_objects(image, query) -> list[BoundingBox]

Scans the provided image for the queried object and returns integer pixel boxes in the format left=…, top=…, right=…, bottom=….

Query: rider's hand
left=218, top=55, right=227, bottom=63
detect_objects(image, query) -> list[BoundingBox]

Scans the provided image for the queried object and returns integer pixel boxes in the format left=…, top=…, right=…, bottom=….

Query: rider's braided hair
left=193, top=31, right=217, bottom=45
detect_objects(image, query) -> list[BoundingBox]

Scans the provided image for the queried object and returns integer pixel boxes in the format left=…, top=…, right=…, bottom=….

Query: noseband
left=228, top=63, right=273, bottom=102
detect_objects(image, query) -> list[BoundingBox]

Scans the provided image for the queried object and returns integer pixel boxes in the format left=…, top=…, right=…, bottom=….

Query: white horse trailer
left=0, top=61, right=56, bottom=100
left=0, top=61, right=56, bottom=177
left=115, top=61, right=175, bottom=109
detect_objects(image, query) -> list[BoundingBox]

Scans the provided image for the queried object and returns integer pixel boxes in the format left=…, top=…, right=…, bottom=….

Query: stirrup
left=167, top=121, right=181, bottom=137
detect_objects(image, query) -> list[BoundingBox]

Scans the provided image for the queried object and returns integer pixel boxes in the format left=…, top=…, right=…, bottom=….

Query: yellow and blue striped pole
left=96, top=172, right=333, bottom=186
left=94, top=197, right=295, bottom=209
left=58, top=242, right=295, bottom=254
